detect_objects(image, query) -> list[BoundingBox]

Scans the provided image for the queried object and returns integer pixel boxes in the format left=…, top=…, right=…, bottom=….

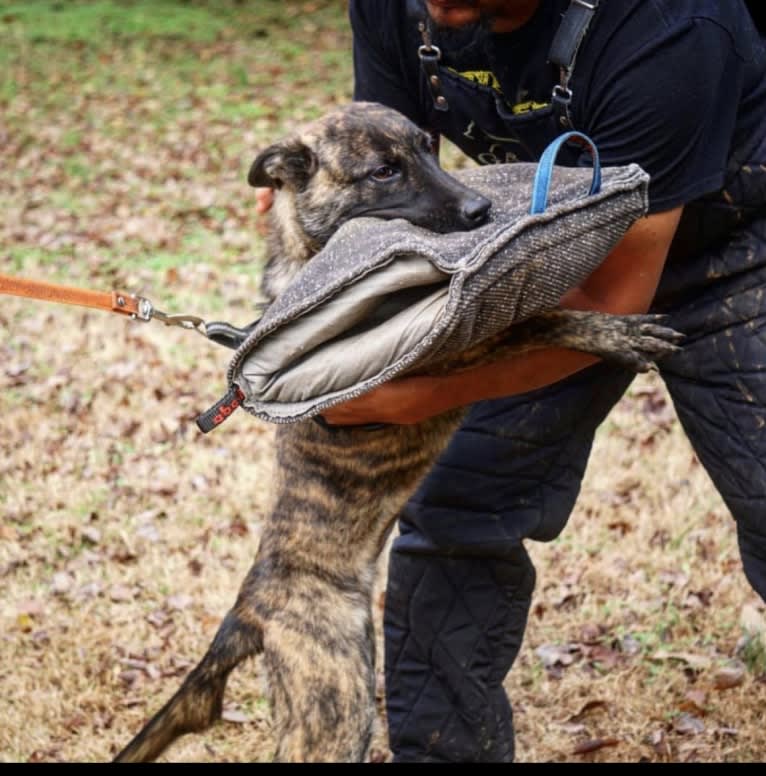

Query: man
left=259, top=0, right=766, bottom=761
left=344, top=0, right=766, bottom=763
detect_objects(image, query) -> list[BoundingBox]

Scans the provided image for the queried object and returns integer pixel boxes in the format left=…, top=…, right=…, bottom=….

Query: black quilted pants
left=384, top=215, right=766, bottom=762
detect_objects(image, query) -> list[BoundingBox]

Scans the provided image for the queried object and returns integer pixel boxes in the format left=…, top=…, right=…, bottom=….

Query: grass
left=1, top=1, right=230, bottom=42
left=2, top=0, right=766, bottom=764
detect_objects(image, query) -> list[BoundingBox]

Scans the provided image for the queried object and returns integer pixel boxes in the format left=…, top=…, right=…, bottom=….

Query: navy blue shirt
left=350, top=0, right=766, bottom=214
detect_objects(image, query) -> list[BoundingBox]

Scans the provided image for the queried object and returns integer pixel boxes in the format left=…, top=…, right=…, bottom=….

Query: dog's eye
left=370, top=165, right=399, bottom=181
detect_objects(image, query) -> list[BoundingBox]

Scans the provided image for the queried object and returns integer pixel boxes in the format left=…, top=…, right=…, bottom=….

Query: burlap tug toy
left=198, top=133, right=650, bottom=430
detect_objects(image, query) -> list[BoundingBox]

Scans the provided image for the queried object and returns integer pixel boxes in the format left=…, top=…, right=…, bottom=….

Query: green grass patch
left=0, top=0, right=231, bottom=44
left=739, top=633, right=766, bottom=677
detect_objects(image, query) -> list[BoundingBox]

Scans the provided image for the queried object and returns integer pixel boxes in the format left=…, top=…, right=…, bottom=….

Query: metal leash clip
left=131, top=295, right=208, bottom=337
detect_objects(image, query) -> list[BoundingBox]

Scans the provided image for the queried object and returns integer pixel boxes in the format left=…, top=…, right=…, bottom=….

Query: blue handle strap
left=529, top=131, right=601, bottom=215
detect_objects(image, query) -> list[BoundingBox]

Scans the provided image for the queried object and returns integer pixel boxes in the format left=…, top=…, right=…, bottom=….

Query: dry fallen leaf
left=657, top=570, right=690, bottom=589
left=573, top=737, right=620, bottom=755
left=535, top=643, right=580, bottom=669
left=81, top=526, right=101, bottom=545
left=109, top=584, right=135, bottom=603
left=166, top=593, right=193, bottom=611
left=680, top=689, right=708, bottom=715
left=146, top=609, right=170, bottom=628
left=713, top=662, right=746, bottom=690
left=579, top=623, right=603, bottom=645
left=559, top=722, right=587, bottom=736
left=619, top=633, right=642, bottom=656
left=51, top=571, right=74, bottom=595
left=583, top=644, right=623, bottom=671
left=673, top=712, right=705, bottom=736
left=120, top=668, right=144, bottom=688
left=568, top=699, right=608, bottom=723
left=649, top=729, right=672, bottom=758
left=74, top=581, right=102, bottom=600
left=221, top=708, right=250, bottom=724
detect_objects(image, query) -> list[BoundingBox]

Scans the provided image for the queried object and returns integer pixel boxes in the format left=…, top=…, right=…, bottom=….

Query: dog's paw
left=601, top=314, right=685, bottom=373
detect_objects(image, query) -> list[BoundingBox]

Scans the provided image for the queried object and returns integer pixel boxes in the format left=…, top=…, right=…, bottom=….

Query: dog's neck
left=261, top=189, right=321, bottom=303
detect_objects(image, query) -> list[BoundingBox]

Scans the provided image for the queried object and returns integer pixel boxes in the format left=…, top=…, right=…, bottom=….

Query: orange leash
left=0, top=272, right=143, bottom=317
left=0, top=272, right=208, bottom=335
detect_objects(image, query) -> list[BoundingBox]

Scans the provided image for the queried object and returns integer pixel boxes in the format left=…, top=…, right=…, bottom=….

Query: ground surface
left=1, top=0, right=765, bottom=764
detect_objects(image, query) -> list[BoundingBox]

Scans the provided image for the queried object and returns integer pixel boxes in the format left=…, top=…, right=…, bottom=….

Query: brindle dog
left=115, top=103, right=683, bottom=762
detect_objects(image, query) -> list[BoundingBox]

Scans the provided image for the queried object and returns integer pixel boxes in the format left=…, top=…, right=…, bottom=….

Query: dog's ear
left=248, top=141, right=317, bottom=190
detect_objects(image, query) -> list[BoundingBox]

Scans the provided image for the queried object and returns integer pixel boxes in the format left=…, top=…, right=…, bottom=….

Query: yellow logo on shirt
left=448, top=68, right=503, bottom=92
left=510, top=100, right=549, bottom=114
left=448, top=68, right=550, bottom=114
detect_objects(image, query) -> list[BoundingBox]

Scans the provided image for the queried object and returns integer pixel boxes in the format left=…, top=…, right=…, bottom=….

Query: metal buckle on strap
left=417, top=42, right=441, bottom=61
left=131, top=295, right=208, bottom=337
left=552, top=84, right=573, bottom=105
left=417, top=43, right=443, bottom=65
left=551, top=83, right=574, bottom=127
left=152, top=311, right=208, bottom=337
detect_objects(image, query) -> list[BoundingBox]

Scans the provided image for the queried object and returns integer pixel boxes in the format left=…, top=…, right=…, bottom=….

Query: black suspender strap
left=417, top=21, right=449, bottom=112
left=406, top=0, right=450, bottom=111
left=548, top=0, right=601, bottom=128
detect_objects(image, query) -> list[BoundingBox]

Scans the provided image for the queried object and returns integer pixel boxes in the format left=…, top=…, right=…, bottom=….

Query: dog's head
left=249, top=103, right=491, bottom=300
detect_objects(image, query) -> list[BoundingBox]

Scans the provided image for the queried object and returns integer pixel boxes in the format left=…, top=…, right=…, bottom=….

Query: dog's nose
left=460, top=195, right=491, bottom=226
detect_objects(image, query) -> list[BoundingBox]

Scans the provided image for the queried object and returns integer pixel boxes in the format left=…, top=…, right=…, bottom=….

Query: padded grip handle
left=530, top=132, right=601, bottom=215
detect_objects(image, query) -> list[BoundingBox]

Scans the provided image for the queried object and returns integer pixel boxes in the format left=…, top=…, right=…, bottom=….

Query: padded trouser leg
left=383, top=364, right=634, bottom=762
left=658, top=217, right=766, bottom=602
left=385, top=546, right=535, bottom=762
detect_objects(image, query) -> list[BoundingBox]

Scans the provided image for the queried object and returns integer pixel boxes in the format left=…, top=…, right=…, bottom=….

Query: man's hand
left=255, top=187, right=274, bottom=214
left=255, top=187, right=273, bottom=237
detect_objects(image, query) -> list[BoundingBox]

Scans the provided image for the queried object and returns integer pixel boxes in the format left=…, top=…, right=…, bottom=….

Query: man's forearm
left=440, top=347, right=600, bottom=408
left=322, top=347, right=599, bottom=426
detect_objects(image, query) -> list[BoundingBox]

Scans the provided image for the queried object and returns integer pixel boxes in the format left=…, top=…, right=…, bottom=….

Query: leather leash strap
left=0, top=271, right=262, bottom=346
left=0, top=272, right=141, bottom=317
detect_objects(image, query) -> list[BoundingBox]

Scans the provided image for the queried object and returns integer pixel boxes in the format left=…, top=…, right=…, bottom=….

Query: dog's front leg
left=424, top=309, right=683, bottom=377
